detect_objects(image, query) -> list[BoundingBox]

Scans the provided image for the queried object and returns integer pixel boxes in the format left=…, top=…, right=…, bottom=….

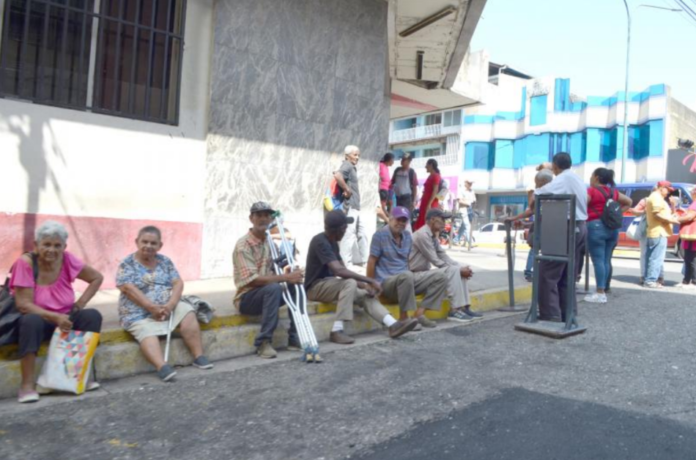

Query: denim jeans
left=524, top=250, right=534, bottom=278
left=240, top=284, right=298, bottom=347
left=455, top=209, right=472, bottom=244
left=587, top=220, right=619, bottom=290
left=645, top=236, right=667, bottom=283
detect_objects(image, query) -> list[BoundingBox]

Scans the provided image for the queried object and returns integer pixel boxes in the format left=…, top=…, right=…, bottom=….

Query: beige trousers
left=307, top=278, right=390, bottom=323
left=443, top=265, right=471, bottom=308
left=380, top=269, right=449, bottom=312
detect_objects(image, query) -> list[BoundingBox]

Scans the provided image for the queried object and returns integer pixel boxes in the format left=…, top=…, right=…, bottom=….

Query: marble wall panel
left=204, top=0, right=389, bottom=278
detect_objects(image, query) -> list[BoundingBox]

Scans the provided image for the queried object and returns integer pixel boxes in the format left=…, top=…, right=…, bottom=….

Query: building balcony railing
left=389, top=123, right=462, bottom=144
left=390, top=124, right=442, bottom=144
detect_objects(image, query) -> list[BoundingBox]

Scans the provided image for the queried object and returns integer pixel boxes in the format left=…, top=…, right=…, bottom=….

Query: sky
left=470, top=0, right=696, bottom=110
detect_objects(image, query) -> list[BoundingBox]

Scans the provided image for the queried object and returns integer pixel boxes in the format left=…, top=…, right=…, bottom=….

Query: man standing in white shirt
left=534, top=152, right=588, bottom=322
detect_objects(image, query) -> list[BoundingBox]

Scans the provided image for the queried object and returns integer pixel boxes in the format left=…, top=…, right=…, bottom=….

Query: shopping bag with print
left=37, top=329, right=100, bottom=395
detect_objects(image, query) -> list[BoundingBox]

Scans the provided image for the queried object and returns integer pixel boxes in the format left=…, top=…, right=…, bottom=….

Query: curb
left=0, top=285, right=532, bottom=400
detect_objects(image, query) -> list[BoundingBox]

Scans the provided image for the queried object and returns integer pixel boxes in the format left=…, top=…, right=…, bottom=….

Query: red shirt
left=587, top=186, right=618, bottom=222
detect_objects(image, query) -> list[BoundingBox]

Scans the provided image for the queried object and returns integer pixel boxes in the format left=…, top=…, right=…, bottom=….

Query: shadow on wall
left=0, top=106, right=204, bottom=286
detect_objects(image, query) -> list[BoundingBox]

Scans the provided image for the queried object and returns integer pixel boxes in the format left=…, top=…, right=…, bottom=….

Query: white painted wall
left=0, top=0, right=214, bottom=224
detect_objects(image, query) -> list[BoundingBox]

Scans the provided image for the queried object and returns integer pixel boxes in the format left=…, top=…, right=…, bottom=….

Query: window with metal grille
left=0, top=0, right=186, bottom=125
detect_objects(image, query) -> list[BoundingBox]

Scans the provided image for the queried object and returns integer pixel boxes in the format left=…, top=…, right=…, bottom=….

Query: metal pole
left=621, top=0, right=631, bottom=183
left=506, top=221, right=515, bottom=307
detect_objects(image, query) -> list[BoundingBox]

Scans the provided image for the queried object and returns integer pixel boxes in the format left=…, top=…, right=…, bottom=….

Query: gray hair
left=344, top=145, right=360, bottom=156
left=535, top=169, right=554, bottom=186
left=35, top=221, right=69, bottom=244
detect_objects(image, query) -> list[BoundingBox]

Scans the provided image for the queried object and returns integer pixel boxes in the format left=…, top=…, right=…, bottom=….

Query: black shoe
left=463, top=306, right=482, bottom=318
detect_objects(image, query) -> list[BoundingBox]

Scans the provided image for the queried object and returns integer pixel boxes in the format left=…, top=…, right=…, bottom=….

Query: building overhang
left=387, top=0, right=488, bottom=118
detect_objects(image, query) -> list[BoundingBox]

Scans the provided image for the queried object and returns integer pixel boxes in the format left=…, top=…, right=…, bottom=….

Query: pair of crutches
left=266, top=212, right=322, bottom=363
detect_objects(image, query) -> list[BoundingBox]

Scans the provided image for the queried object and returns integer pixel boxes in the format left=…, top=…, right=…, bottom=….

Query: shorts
left=126, top=301, right=195, bottom=343
left=379, top=190, right=389, bottom=202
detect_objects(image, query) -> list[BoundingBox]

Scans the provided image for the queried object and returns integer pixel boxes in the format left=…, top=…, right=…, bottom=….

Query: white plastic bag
left=626, top=216, right=646, bottom=241
left=37, top=329, right=99, bottom=395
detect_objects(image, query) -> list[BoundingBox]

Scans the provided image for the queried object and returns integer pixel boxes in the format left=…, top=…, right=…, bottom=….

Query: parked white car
left=473, top=222, right=527, bottom=244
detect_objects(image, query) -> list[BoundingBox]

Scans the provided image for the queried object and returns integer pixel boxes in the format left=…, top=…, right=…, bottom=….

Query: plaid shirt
left=233, top=231, right=272, bottom=307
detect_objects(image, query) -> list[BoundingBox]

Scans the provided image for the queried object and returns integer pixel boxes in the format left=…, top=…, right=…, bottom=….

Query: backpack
left=323, top=177, right=344, bottom=211
left=594, top=186, right=623, bottom=230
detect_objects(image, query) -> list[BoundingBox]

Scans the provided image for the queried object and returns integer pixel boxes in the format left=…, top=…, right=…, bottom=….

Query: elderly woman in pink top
left=11, top=221, right=103, bottom=403
left=379, top=152, right=395, bottom=213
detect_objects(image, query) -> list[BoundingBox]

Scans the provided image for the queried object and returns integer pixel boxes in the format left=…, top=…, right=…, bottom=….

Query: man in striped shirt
left=233, top=202, right=302, bottom=359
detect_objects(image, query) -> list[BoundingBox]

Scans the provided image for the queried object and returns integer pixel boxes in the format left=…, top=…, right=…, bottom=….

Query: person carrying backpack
left=390, top=153, right=418, bottom=212
left=584, top=168, right=632, bottom=303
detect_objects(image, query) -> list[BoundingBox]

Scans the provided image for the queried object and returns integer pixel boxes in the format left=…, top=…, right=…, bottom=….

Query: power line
left=674, top=0, right=696, bottom=21
left=659, top=0, right=696, bottom=30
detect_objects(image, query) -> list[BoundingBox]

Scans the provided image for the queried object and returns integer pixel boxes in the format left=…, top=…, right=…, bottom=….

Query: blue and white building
left=389, top=65, right=696, bottom=222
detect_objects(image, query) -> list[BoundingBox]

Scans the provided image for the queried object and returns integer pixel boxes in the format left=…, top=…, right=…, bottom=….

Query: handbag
left=37, top=329, right=100, bottom=394
left=626, top=216, right=647, bottom=241
left=680, top=217, right=696, bottom=241
left=180, top=295, right=215, bottom=324
left=0, top=253, right=38, bottom=346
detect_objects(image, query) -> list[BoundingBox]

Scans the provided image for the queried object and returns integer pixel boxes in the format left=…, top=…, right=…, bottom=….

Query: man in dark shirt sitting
left=305, top=211, right=417, bottom=344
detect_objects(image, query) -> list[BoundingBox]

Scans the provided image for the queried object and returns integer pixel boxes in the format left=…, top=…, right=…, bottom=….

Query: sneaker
left=287, top=339, right=302, bottom=351
left=463, top=306, right=483, bottom=318
left=416, top=315, right=437, bottom=328
left=412, top=323, right=423, bottom=332
left=448, top=309, right=472, bottom=323
left=256, top=341, right=277, bottom=359
left=583, top=293, right=607, bottom=303
left=329, top=330, right=356, bottom=345
left=157, top=364, right=177, bottom=382
left=86, top=381, right=101, bottom=391
left=17, top=390, right=39, bottom=403
left=193, top=355, right=214, bottom=370
left=388, top=318, right=418, bottom=338
left=644, top=282, right=663, bottom=289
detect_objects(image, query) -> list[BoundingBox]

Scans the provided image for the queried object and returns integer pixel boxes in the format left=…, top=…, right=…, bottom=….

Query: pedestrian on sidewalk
left=534, top=153, right=588, bottom=322
left=117, top=226, right=213, bottom=382
left=505, top=169, right=554, bottom=281
left=305, top=211, right=417, bottom=345
left=391, top=153, right=418, bottom=212
left=628, top=194, right=651, bottom=285
left=11, top=221, right=104, bottom=403
left=334, top=145, right=369, bottom=269
left=233, top=202, right=302, bottom=359
left=676, top=186, right=696, bottom=288
left=379, top=153, right=395, bottom=214
left=584, top=168, right=632, bottom=303
left=409, top=209, right=481, bottom=322
left=367, top=207, right=449, bottom=329
left=644, top=182, right=680, bottom=289
left=414, top=159, right=442, bottom=230
left=454, top=180, right=476, bottom=246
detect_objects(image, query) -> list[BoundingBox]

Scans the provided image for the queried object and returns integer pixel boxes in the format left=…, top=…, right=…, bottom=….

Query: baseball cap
left=325, top=210, right=355, bottom=229
left=392, top=206, right=411, bottom=220
left=250, top=201, right=276, bottom=214
left=657, top=181, right=675, bottom=192
left=426, top=209, right=452, bottom=221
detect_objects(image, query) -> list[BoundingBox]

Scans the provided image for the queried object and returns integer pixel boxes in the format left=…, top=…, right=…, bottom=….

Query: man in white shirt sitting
left=534, top=152, right=588, bottom=322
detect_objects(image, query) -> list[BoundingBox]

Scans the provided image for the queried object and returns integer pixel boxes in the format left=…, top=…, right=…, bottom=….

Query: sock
left=332, top=321, right=344, bottom=332
left=382, top=315, right=397, bottom=327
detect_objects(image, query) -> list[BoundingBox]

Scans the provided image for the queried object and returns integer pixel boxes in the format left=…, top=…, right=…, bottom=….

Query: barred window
left=0, top=0, right=186, bottom=125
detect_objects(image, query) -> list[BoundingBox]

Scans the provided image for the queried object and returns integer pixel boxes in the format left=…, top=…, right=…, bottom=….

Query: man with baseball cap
left=232, top=202, right=303, bottom=359
left=367, top=206, right=449, bottom=328
left=409, top=209, right=480, bottom=322
left=304, top=211, right=417, bottom=344
left=644, top=181, right=680, bottom=288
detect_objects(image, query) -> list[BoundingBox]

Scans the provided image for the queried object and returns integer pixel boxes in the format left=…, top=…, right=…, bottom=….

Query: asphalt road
left=2, top=251, right=696, bottom=460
